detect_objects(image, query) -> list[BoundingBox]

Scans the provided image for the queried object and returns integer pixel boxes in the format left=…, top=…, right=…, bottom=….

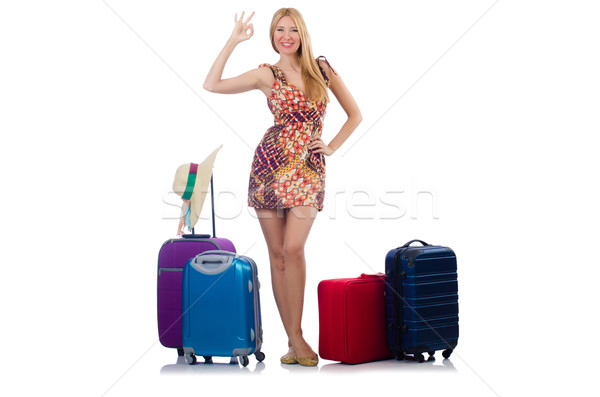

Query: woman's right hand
left=229, top=11, right=255, bottom=44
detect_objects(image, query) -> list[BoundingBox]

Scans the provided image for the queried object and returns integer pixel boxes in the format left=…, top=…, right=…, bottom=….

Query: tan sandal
left=297, top=354, right=319, bottom=367
left=280, top=352, right=299, bottom=364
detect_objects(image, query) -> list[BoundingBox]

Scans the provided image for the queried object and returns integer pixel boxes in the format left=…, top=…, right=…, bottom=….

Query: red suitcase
left=318, top=273, right=393, bottom=364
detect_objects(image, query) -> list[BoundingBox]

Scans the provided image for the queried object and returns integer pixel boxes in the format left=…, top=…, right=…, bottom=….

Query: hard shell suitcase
left=181, top=250, right=264, bottom=367
left=157, top=176, right=236, bottom=355
left=385, top=240, right=459, bottom=362
left=318, top=274, right=393, bottom=364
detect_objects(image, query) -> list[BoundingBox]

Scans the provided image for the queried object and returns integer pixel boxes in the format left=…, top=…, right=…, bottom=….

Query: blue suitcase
left=181, top=250, right=265, bottom=367
left=385, top=240, right=459, bottom=362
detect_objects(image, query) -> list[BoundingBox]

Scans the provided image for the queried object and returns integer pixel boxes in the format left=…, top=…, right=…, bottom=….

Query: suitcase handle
left=360, top=273, right=385, bottom=279
left=181, top=233, right=211, bottom=239
left=190, top=250, right=237, bottom=275
left=401, top=239, right=430, bottom=248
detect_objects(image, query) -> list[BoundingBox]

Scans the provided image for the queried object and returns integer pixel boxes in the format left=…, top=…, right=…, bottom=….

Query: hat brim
left=172, top=145, right=222, bottom=230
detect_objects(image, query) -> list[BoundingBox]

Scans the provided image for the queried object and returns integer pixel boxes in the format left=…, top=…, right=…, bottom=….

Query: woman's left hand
left=309, top=134, right=334, bottom=156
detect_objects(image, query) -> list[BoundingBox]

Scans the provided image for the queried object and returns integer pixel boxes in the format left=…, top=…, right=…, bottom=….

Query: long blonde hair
left=269, top=8, right=329, bottom=102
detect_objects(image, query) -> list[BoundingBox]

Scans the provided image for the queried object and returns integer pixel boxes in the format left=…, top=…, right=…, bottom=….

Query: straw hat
left=172, top=145, right=222, bottom=230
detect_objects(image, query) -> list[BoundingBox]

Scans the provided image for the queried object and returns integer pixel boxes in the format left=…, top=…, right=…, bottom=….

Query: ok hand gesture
left=230, top=11, right=255, bottom=44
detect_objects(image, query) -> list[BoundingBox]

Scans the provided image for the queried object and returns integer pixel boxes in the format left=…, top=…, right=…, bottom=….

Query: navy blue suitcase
left=385, top=240, right=459, bottom=362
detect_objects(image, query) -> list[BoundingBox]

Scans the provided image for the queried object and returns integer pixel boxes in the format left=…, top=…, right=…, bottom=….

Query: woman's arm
left=309, top=61, right=362, bottom=155
left=203, top=11, right=271, bottom=95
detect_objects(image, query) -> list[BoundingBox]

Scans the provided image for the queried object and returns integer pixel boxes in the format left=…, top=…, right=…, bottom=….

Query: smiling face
left=272, top=16, right=301, bottom=55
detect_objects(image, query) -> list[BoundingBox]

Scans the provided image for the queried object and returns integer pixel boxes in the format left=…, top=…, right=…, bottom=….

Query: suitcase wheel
left=254, top=351, right=266, bottom=362
left=395, top=353, right=405, bottom=361
left=428, top=351, right=435, bottom=357
left=185, top=353, right=197, bottom=365
left=442, top=348, right=453, bottom=359
left=203, top=356, right=213, bottom=363
left=415, top=353, right=425, bottom=363
left=241, top=356, right=250, bottom=367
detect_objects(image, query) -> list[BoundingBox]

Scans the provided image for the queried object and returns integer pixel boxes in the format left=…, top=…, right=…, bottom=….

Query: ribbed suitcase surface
left=181, top=250, right=264, bottom=367
left=385, top=240, right=459, bottom=362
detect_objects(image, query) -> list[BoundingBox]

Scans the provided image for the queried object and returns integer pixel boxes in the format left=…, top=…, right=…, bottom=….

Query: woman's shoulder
left=316, top=56, right=337, bottom=77
left=253, top=64, right=278, bottom=92
left=257, top=63, right=279, bottom=77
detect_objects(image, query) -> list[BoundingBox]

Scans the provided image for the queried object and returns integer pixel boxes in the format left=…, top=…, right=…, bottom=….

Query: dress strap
left=259, top=63, right=279, bottom=80
left=316, top=56, right=337, bottom=87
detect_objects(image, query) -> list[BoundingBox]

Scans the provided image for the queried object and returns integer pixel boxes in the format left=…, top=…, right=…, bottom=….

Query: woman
left=204, top=8, right=362, bottom=366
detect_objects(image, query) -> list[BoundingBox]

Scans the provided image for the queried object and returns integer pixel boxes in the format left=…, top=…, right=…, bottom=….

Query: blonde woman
left=204, top=8, right=361, bottom=366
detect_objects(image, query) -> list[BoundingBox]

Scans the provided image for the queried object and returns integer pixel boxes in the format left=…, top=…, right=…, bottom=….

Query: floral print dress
left=248, top=57, right=335, bottom=211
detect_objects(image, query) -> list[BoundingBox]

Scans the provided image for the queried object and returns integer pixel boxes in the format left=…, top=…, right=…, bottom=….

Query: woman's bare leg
left=255, top=209, right=293, bottom=351
left=282, top=206, right=318, bottom=360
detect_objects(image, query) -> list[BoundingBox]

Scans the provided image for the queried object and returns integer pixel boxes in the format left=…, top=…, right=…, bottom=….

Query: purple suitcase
left=157, top=176, right=236, bottom=354
left=158, top=237, right=235, bottom=351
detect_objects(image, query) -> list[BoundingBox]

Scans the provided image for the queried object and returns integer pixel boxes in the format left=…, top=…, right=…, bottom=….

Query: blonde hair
left=269, top=8, right=329, bottom=102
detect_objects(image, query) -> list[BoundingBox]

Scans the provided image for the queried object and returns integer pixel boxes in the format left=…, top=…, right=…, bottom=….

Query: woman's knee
left=283, top=242, right=305, bottom=264
left=269, top=249, right=286, bottom=272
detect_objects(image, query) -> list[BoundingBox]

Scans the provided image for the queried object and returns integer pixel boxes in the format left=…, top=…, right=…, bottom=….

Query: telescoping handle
left=401, top=239, right=430, bottom=248
left=191, top=250, right=237, bottom=275
left=183, top=174, right=217, bottom=239
left=209, top=175, right=216, bottom=238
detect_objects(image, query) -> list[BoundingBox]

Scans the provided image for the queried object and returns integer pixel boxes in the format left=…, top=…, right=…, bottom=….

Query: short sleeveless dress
left=248, top=57, right=336, bottom=212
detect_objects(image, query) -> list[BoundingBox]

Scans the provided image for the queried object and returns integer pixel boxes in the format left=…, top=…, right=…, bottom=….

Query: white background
left=1, top=0, right=598, bottom=396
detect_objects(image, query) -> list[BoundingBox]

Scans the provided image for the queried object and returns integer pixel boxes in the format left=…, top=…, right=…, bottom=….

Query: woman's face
left=273, top=16, right=301, bottom=55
